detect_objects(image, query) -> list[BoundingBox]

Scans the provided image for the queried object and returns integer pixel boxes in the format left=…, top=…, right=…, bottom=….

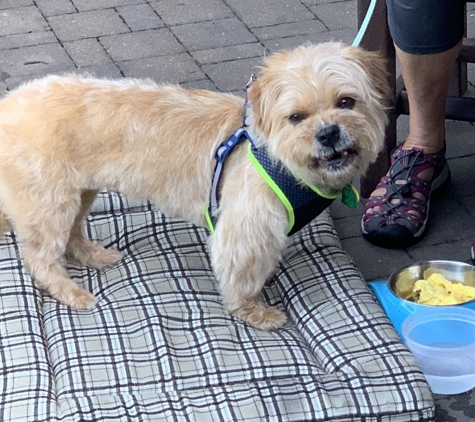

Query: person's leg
left=398, top=42, right=462, bottom=154
left=368, top=43, right=461, bottom=202
left=361, top=0, right=465, bottom=248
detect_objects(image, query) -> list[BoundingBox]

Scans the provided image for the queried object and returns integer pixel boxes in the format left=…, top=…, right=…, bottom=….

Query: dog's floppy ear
left=246, top=73, right=275, bottom=137
left=350, top=47, right=392, bottom=107
left=246, top=49, right=297, bottom=137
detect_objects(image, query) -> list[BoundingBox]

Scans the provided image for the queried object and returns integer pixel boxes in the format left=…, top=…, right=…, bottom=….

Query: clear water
left=416, top=352, right=475, bottom=394
left=425, top=373, right=475, bottom=395
left=429, top=341, right=467, bottom=348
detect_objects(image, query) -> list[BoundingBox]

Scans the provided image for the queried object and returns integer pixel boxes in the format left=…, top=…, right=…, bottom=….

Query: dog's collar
left=205, top=126, right=360, bottom=235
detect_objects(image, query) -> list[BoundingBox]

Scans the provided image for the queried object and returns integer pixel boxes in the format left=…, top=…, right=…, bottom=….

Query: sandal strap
left=362, top=143, right=447, bottom=234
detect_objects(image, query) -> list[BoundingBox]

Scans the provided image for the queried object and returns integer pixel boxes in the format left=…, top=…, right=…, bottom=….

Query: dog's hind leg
left=8, top=188, right=97, bottom=309
left=66, top=189, right=122, bottom=269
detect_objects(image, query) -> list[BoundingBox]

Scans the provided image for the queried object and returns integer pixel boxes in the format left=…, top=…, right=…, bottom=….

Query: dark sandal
left=361, top=143, right=450, bottom=249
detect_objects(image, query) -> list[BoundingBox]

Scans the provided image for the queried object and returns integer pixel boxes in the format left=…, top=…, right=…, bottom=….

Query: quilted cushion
left=0, top=191, right=434, bottom=421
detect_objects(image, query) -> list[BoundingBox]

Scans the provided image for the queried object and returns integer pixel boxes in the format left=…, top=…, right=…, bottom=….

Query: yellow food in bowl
left=413, top=273, right=475, bottom=305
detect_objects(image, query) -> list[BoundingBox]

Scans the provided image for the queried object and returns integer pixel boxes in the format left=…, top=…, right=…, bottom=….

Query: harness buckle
left=215, top=128, right=247, bottom=163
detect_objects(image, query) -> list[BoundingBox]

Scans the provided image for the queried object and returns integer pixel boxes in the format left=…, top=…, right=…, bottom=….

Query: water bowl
left=401, top=307, right=475, bottom=395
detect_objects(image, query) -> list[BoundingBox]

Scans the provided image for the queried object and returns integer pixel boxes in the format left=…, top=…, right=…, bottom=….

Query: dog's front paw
left=67, top=288, right=97, bottom=310
left=71, top=243, right=122, bottom=270
left=88, top=247, right=122, bottom=270
left=49, top=283, right=97, bottom=310
left=233, top=304, right=287, bottom=331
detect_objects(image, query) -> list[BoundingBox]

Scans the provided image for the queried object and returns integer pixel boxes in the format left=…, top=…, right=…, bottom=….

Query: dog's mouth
left=312, top=147, right=358, bottom=170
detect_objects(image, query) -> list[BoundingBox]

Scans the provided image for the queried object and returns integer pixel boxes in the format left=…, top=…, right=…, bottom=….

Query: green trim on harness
left=205, top=206, right=215, bottom=234
left=306, top=181, right=340, bottom=200
left=246, top=144, right=295, bottom=234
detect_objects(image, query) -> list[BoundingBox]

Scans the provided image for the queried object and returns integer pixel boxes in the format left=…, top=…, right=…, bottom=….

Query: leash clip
left=246, top=74, right=257, bottom=90
left=243, top=74, right=257, bottom=129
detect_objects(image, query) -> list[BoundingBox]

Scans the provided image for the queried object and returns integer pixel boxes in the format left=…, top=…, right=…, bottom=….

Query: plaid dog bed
left=0, top=191, right=434, bottom=421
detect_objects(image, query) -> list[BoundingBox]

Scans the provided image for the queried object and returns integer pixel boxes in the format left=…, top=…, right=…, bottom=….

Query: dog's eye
left=336, top=97, right=356, bottom=109
left=288, top=113, right=307, bottom=124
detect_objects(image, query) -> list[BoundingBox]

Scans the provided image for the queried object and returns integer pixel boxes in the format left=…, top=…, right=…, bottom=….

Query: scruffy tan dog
left=0, top=42, right=388, bottom=330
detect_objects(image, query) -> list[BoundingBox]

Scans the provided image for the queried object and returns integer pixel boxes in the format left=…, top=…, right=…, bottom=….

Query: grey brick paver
left=448, top=155, right=475, bottom=198
left=71, top=0, right=144, bottom=12
left=180, top=79, right=217, bottom=91
left=409, top=197, right=474, bottom=247
left=72, top=62, right=123, bottom=79
left=332, top=214, right=364, bottom=239
left=201, top=56, right=263, bottom=92
left=118, top=53, right=206, bottom=84
left=329, top=200, right=363, bottom=220
left=35, top=0, right=76, bottom=17
left=100, top=29, right=184, bottom=62
left=191, top=43, right=264, bottom=65
left=445, top=120, right=475, bottom=158
left=410, top=239, right=473, bottom=264
left=0, top=6, right=48, bottom=36
left=116, top=4, right=164, bottom=31
left=0, top=31, right=57, bottom=51
left=251, top=20, right=327, bottom=41
left=0, top=0, right=32, bottom=9
left=301, top=0, right=352, bottom=5
left=341, top=237, right=413, bottom=281
left=0, top=43, right=74, bottom=78
left=48, top=10, right=129, bottom=42
left=309, top=1, right=357, bottom=31
left=64, top=38, right=112, bottom=67
left=261, top=29, right=355, bottom=52
left=225, top=0, right=315, bottom=28
left=460, top=195, right=475, bottom=220
left=4, top=61, right=121, bottom=90
left=172, top=18, right=256, bottom=51
left=149, top=0, right=233, bottom=26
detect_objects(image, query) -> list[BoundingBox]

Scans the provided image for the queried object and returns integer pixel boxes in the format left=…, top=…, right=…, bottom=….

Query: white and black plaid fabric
left=0, top=191, right=434, bottom=421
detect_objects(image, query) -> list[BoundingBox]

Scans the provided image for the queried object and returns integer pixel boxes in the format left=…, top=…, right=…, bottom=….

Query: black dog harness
left=205, top=78, right=359, bottom=236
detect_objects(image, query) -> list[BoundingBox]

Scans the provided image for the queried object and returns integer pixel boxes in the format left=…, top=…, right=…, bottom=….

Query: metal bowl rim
left=387, top=260, right=475, bottom=306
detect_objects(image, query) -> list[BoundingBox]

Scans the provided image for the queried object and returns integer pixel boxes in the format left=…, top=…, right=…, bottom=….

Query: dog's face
left=247, top=42, right=390, bottom=194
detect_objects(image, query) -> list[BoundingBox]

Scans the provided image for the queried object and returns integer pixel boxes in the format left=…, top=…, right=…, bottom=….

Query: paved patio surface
left=1, top=0, right=475, bottom=420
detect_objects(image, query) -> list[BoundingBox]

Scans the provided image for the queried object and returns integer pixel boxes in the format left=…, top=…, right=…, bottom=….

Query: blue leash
left=352, top=0, right=378, bottom=47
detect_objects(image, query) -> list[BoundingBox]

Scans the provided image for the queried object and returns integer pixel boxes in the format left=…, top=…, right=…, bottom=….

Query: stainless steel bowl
left=388, top=260, right=475, bottom=305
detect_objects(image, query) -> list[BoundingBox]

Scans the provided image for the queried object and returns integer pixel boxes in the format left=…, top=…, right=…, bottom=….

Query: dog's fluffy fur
left=0, top=42, right=388, bottom=330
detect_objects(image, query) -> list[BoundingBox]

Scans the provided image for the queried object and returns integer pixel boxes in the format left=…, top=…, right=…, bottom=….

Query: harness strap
left=205, top=128, right=248, bottom=233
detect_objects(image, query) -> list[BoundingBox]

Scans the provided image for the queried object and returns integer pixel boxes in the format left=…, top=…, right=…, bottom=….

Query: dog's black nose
left=316, top=124, right=340, bottom=147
